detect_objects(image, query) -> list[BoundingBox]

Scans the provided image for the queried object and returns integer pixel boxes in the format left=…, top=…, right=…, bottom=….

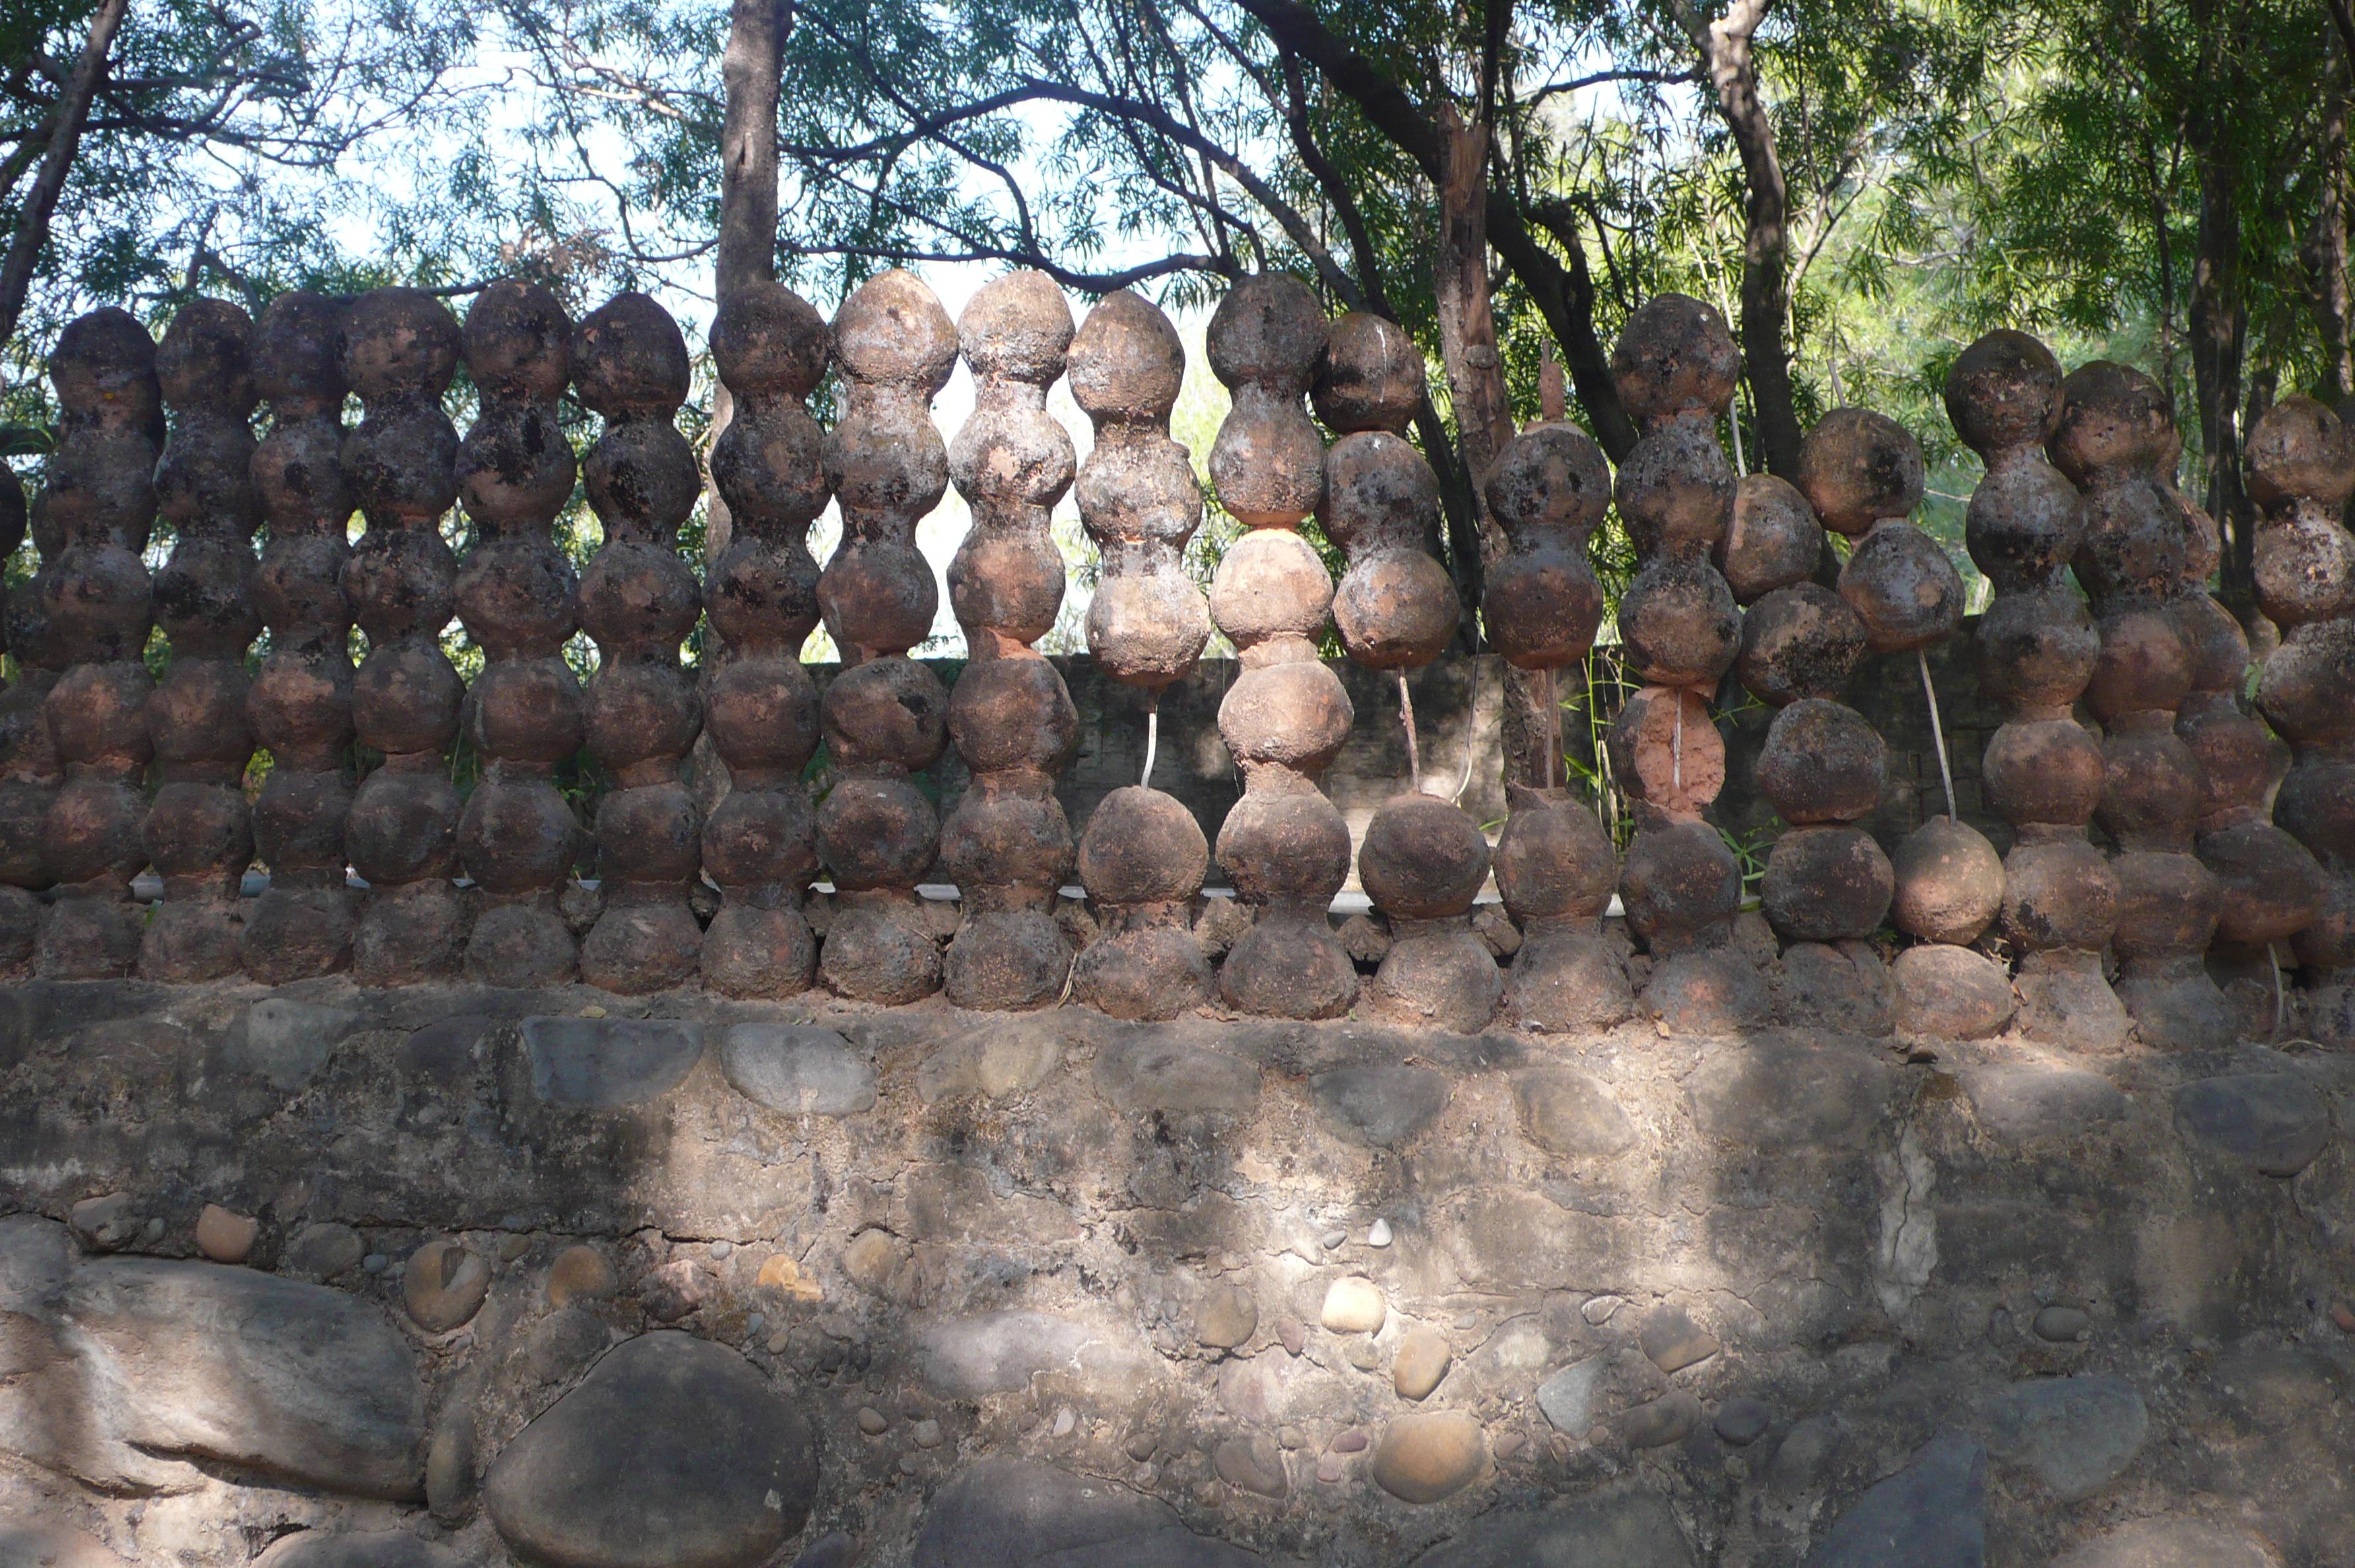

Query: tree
left=1, top=0, right=482, bottom=406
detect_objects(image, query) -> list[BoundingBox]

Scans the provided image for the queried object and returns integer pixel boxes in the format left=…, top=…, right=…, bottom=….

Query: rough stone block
left=1310, top=1064, right=1449, bottom=1148
left=2174, top=1072, right=2331, bottom=1176
left=718, top=1023, right=876, bottom=1115
left=520, top=1016, right=704, bottom=1107
left=483, top=1331, right=816, bottom=1568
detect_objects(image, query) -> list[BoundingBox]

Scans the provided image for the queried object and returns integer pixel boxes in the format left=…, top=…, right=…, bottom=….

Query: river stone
left=2049, top=1517, right=2276, bottom=1568
left=547, top=1244, right=620, bottom=1307
left=195, top=1203, right=259, bottom=1263
left=1535, top=1356, right=1607, bottom=1433
left=57, top=1258, right=424, bottom=1497
left=912, top=1458, right=1263, bottom=1567
left=484, top=1331, right=815, bottom=1568
left=2175, top=1073, right=2331, bottom=1176
left=224, top=998, right=362, bottom=1090
left=1321, top=1277, right=1385, bottom=1334
left=1803, top=1433, right=1984, bottom=1568
left=1094, top=1038, right=1261, bottom=1117
left=1407, top=1492, right=1698, bottom=1567
left=1213, top=1433, right=1288, bottom=1498
left=521, top=1017, right=705, bottom=1108
left=718, top=1024, right=875, bottom=1115
left=1713, top=1396, right=1772, bottom=1445
left=1372, top=1413, right=1487, bottom=1503
left=0, top=1525, right=127, bottom=1568
left=253, top=1532, right=465, bottom=1567
left=403, top=1238, right=489, bottom=1331
left=1620, top=1390, right=1701, bottom=1449
left=1513, top=1068, right=1637, bottom=1158
left=1393, top=1325, right=1452, bottom=1400
left=915, top=1024, right=1063, bottom=1102
left=2032, top=1306, right=2090, bottom=1342
left=1687, top=1043, right=1889, bottom=1151
left=1195, top=1283, right=1257, bottom=1350
left=285, top=1222, right=366, bottom=1281
left=1311, top=1065, right=1451, bottom=1148
left=1983, top=1375, right=2146, bottom=1501
left=1638, top=1306, right=1719, bottom=1373
left=1958, top=1062, right=2124, bottom=1146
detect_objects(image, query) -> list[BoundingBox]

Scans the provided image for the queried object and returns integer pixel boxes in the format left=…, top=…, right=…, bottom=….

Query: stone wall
left=2, top=976, right=2350, bottom=1567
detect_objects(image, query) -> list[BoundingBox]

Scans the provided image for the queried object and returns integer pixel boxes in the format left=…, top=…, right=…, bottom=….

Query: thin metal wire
left=1141, top=699, right=1159, bottom=790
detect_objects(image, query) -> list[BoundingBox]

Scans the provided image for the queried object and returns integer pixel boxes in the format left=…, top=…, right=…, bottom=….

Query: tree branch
left=0, top=0, right=127, bottom=356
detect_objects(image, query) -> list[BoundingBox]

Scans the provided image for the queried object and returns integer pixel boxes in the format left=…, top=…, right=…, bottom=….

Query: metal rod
left=1671, top=688, right=1684, bottom=794
left=1917, top=646, right=1957, bottom=821
left=1141, top=698, right=1159, bottom=791
left=1398, top=669, right=1423, bottom=794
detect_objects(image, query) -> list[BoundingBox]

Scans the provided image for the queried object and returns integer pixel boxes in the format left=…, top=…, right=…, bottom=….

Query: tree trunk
left=0, top=0, right=129, bottom=356
left=2312, top=53, right=2354, bottom=397
left=1432, top=108, right=1549, bottom=785
left=2191, top=151, right=2253, bottom=598
left=706, top=0, right=791, bottom=565
left=1679, top=0, right=1801, bottom=476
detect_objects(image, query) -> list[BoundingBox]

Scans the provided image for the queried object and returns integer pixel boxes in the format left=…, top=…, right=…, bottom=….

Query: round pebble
left=195, top=1204, right=258, bottom=1264
left=1372, top=1413, right=1486, bottom=1503
left=911, top=1418, right=943, bottom=1449
left=1713, top=1396, right=1773, bottom=1446
left=2032, top=1305, right=2091, bottom=1342
left=1392, top=1325, right=1452, bottom=1401
left=545, top=1245, right=618, bottom=1307
left=1321, top=1277, right=1387, bottom=1334
left=1195, top=1282, right=1258, bottom=1350
left=857, top=1407, right=890, bottom=1435
left=404, top=1238, right=490, bottom=1332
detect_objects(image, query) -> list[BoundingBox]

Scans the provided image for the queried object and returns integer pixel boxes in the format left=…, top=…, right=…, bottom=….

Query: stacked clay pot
left=700, top=280, right=832, bottom=998
left=1484, top=418, right=1632, bottom=1031
left=2175, top=525, right=2320, bottom=1028
left=813, top=271, right=955, bottom=1004
left=1315, top=311, right=1495, bottom=1030
left=1205, top=275, right=1356, bottom=1019
left=1943, top=333, right=2117, bottom=1043
left=143, top=300, right=262, bottom=980
left=2051, top=362, right=2226, bottom=1047
left=572, top=294, right=706, bottom=994
left=2249, top=397, right=2355, bottom=1040
left=940, top=271, right=1081, bottom=1010
left=0, top=469, right=37, bottom=965
left=1602, top=295, right=1750, bottom=1030
left=243, top=292, right=358, bottom=980
left=1787, top=410, right=1966, bottom=1025
left=453, top=282, right=585, bottom=986
left=1885, top=333, right=2086, bottom=1039
left=340, top=288, right=466, bottom=983
left=1069, top=290, right=1215, bottom=1019
left=38, top=308, right=161, bottom=978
